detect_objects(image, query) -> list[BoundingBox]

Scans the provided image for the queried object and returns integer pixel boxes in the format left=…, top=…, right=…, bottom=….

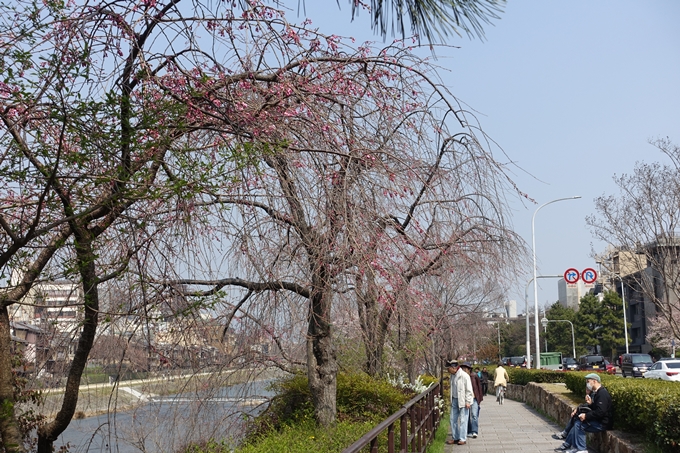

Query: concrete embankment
left=34, top=367, right=286, bottom=418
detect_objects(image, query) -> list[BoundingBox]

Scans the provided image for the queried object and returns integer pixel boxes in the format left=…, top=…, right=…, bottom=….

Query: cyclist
left=493, top=361, right=509, bottom=403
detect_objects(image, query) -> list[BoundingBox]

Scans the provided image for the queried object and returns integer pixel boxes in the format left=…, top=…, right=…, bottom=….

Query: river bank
left=54, top=375, right=281, bottom=453
left=34, top=366, right=287, bottom=419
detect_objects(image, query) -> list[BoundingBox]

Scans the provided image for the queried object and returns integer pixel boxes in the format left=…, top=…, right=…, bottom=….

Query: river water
left=56, top=380, right=274, bottom=453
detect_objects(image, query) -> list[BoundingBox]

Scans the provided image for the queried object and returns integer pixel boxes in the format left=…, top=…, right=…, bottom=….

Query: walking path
left=445, top=396, right=589, bottom=452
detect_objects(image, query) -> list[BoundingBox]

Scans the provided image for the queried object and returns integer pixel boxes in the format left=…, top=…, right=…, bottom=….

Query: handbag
left=576, top=404, right=592, bottom=414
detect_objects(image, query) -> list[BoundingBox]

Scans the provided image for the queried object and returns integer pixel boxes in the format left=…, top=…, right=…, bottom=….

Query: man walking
left=446, top=360, right=459, bottom=445
left=447, top=362, right=474, bottom=445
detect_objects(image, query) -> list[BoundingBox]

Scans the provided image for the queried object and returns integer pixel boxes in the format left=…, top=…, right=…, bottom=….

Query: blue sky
left=294, top=1, right=680, bottom=310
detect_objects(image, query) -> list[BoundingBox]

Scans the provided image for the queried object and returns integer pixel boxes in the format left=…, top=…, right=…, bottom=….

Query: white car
left=643, top=359, right=680, bottom=381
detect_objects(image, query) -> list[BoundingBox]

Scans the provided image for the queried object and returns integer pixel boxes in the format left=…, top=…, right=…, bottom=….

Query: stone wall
left=505, top=382, right=644, bottom=453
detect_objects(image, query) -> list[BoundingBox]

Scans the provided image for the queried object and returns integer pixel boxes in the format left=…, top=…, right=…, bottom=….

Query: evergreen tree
left=575, top=294, right=601, bottom=353
left=598, top=291, right=627, bottom=359
left=544, top=302, right=578, bottom=357
left=574, top=292, right=627, bottom=358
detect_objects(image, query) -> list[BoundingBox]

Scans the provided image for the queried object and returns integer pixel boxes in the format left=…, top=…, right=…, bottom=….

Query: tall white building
left=558, top=279, right=586, bottom=311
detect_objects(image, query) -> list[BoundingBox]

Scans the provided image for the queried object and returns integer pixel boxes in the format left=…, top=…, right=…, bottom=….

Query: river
left=56, top=380, right=274, bottom=453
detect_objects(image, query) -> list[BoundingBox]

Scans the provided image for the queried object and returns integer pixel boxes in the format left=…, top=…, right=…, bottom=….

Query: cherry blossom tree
left=0, top=1, right=521, bottom=449
left=0, top=0, right=320, bottom=449
left=153, top=16, right=525, bottom=427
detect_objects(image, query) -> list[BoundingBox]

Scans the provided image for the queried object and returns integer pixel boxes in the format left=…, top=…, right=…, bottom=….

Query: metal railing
left=341, top=380, right=442, bottom=453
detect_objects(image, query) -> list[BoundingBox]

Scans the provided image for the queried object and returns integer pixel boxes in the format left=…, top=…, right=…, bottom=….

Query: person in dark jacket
left=467, top=366, right=484, bottom=438
left=480, top=367, right=490, bottom=395
left=554, top=373, right=613, bottom=453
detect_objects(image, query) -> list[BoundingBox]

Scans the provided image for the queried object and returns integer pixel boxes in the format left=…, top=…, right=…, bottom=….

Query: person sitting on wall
left=552, top=388, right=592, bottom=442
left=553, top=373, right=613, bottom=453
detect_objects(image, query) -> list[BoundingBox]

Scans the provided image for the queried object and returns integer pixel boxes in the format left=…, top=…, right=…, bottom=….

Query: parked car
left=621, top=353, right=654, bottom=378
left=604, top=360, right=616, bottom=375
left=643, top=359, right=680, bottom=382
left=562, top=357, right=578, bottom=371
left=577, top=354, right=606, bottom=372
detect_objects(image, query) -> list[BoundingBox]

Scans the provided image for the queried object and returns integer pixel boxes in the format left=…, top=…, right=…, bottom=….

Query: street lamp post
left=525, top=275, right=562, bottom=367
left=532, top=196, right=581, bottom=369
left=541, top=317, right=576, bottom=359
left=611, top=274, right=630, bottom=354
left=493, top=321, right=501, bottom=360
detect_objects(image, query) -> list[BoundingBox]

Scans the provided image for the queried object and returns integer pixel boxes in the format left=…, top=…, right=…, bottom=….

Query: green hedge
left=561, top=371, right=680, bottom=453
left=506, top=368, right=567, bottom=385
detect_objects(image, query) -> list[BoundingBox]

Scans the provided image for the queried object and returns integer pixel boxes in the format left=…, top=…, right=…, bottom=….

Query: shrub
left=188, top=371, right=444, bottom=453
left=244, top=371, right=414, bottom=443
left=236, top=420, right=379, bottom=453
left=336, top=373, right=413, bottom=422
left=507, top=368, right=567, bottom=385
left=655, top=398, right=680, bottom=452
left=244, top=373, right=314, bottom=441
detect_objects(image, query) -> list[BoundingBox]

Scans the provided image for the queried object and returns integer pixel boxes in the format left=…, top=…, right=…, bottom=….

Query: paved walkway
left=445, top=397, right=588, bottom=453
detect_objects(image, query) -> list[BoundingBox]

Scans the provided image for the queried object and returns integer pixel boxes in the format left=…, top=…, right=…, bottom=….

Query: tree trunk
left=356, top=269, right=393, bottom=377
left=37, top=234, right=99, bottom=453
left=306, top=284, right=337, bottom=427
left=365, top=338, right=383, bottom=377
left=0, top=307, right=26, bottom=453
left=362, top=303, right=390, bottom=377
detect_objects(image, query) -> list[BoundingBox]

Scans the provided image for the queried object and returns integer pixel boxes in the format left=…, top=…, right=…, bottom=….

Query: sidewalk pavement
left=445, top=396, right=591, bottom=452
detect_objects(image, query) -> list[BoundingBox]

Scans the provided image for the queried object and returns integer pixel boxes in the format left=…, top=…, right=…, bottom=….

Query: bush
left=655, top=398, right=680, bottom=452
left=507, top=368, right=567, bottom=385
left=245, top=373, right=314, bottom=440
left=244, top=371, right=414, bottom=444
left=336, top=373, right=413, bottom=422
left=236, top=420, right=379, bottom=453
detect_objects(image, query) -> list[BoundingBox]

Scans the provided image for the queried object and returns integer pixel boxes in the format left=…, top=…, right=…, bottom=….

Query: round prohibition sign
left=564, top=268, right=580, bottom=284
left=582, top=268, right=598, bottom=284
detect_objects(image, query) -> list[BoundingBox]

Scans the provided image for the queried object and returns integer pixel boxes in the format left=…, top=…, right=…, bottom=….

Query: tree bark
left=0, top=307, right=26, bottom=453
left=306, top=269, right=338, bottom=427
left=37, top=233, right=99, bottom=453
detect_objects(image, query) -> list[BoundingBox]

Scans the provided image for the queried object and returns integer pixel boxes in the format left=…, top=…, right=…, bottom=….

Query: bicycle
left=496, top=385, right=506, bottom=405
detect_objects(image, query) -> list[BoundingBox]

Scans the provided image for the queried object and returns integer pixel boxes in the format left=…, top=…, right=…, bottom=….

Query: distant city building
left=506, top=300, right=517, bottom=318
left=558, top=279, right=586, bottom=310
left=9, top=321, right=50, bottom=373
left=9, top=269, right=83, bottom=333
